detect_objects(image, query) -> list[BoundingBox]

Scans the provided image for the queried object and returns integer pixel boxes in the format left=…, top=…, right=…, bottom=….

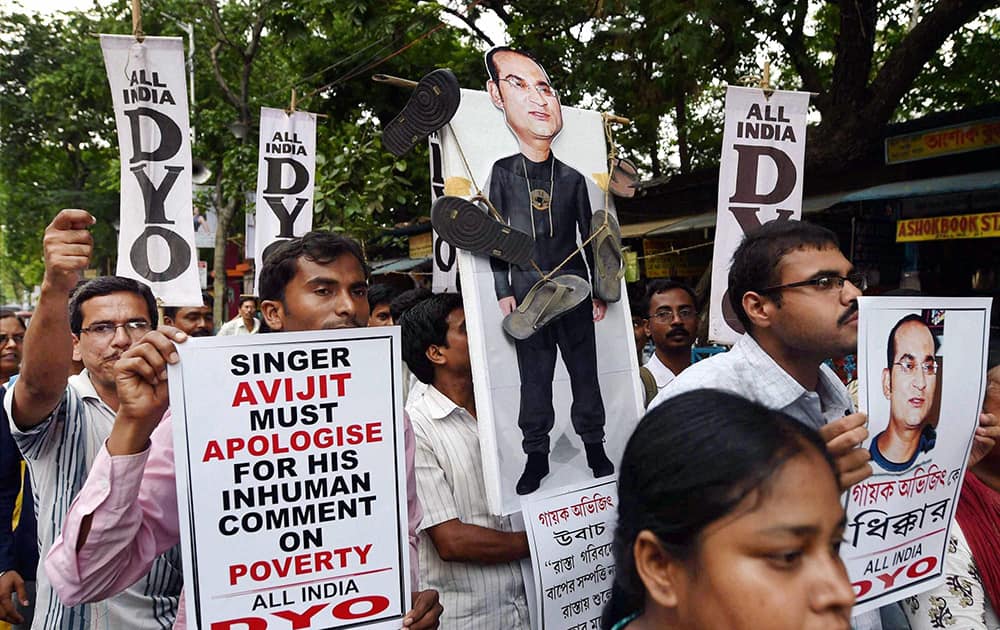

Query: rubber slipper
left=590, top=209, right=623, bottom=303
left=608, top=157, right=639, bottom=198
left=382, top=68, right=461, bottom=157
left=502, top=275, right=592, bottom=340
left=431, top=196, right=534, bottom=266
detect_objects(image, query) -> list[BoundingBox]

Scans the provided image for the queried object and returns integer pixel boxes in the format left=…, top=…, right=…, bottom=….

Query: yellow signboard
left=896, top=211, right=1000, bottom=242
left=409, top=231, right=432, bottom=258
left=885, top=118, right=1000, bottom=164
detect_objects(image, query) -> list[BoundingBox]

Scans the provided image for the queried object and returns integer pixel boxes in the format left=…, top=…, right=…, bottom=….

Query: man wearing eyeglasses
left=871, top=314, right=940, bottom=473
left=484, top=46, right=612, bottom=495
left=640, top=280, right=698, bottom=400
left=3, top=209, right=181, bottom=630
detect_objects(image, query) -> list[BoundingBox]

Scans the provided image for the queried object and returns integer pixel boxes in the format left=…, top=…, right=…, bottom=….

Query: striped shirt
left=408, top=385, right=529, bottom=630
left=4, top=371, right=182, bottom=630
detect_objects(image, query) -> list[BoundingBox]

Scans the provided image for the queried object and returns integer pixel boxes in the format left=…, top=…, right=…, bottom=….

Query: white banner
left=168, top=328, right=411, bottom=630
left=844, top=296, right=991, bottom=614
left=101, top=34, right=201, bottom=306
left=428, top=131, right=458, bottom=293
left=254, top=107, right=317, bottom=292
left=709, top=86, right=811, bottom=344
left=521, top=479, right=617, bottom=629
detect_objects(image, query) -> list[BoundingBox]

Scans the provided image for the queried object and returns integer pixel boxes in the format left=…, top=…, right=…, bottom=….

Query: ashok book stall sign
left=254, top=106, right=318, bottom=292
left=896, top=211, right=1000, bottom=242
left=709, top=85, right=810, bottom=345
left=843, top=296, right=992, bottom=614
left=885, top=117, right=1000, bottom=164
left=101, top=34, right=202, bottom=306
left=168, top=328, right=411, bottom=630
left=522, top=480, right=617, bottom=630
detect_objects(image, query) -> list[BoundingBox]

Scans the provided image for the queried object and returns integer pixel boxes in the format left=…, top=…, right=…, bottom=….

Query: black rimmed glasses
left=500, top=75, right=558, bottom=99
left=79, top=320, right=152, bottom=340
left=894, top=358, right=939, bottom=376
left=758, top=272, right=868, bottom=294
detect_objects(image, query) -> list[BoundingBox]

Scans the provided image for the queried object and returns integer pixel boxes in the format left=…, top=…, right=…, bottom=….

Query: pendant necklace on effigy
left=522, top=155, right=555, bottom=238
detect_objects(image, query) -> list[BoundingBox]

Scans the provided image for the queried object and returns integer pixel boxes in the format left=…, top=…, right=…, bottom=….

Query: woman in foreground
left=603, top=389, right=856, bottom=630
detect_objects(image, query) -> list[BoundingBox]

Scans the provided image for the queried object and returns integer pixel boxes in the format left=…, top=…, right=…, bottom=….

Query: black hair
left=602, top=389, right=836, bottom=629
left=399, top=293, right=465, bottom=385
left=258, top=232, right=369, bottom=303
left=0, top=309, right=26, bottom=330
left=68, top=276, right=158, bottom=335
left=728, top=220, right=840, bottom=332
left=163, top=291, right=214, bottom=319
left=886, top=313, right=940, bottom=368
left=639, top=279, right=698, bottom=317
left=389, top=287, right=432, bottom=324
left=485, top=46, right=547, bottom=85
left=368, top=283, right=400, bottom=312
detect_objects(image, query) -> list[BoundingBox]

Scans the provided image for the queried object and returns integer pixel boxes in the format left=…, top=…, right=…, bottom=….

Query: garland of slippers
left=380, top=68, right=637, bottom=339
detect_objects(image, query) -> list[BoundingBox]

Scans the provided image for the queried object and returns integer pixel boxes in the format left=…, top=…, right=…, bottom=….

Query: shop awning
left=370, top=257, right=431, bottom=275
left=620, top=217, right=689, bottom=238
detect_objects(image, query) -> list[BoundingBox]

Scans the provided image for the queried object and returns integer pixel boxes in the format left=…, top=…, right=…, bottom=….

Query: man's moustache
left=837, top=303, right=859, bottom=326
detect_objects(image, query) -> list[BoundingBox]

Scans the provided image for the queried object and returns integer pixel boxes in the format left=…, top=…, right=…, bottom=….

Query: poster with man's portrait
left=843, top=295, right=992, bottom=614
left=437, top=47, right=644, bottom=515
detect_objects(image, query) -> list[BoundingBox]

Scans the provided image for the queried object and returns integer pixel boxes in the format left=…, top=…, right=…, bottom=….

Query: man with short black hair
left=640, top=279, right=697, bottom=397
left=161, top=292, right=214, bottom=337
left=217, top=295, right=259, bottom=335
left=0, top=310, right=26, bottom=387
left=47, top=230, right=442, bottom=629
left=368, top=284, right=400, bottom=327
left=400, top=294, right=530, bottom=630
left=5, top=209, right=181, bottom=630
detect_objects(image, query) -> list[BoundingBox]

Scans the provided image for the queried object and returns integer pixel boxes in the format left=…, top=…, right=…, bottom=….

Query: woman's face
left=655, top=450, right=854, bottom=630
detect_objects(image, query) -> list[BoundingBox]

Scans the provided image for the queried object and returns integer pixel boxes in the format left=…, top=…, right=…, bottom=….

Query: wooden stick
left=372, top=74, right=418, bottom=89
left=131, top=0, right=144, bottom=42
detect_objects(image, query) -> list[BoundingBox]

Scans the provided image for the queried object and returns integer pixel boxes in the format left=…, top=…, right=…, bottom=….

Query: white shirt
left=643, top=353, right=676, bottom=392
left=407, top=385, right=529, bottom=630
left=5, top=371, right=182, bottom=630
left=217, top=316, right=259, bottom=335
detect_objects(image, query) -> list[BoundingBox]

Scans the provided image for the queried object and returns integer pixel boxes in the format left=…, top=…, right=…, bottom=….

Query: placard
left=254, top=107, right=317, bottom=292
left=101, top=34, right=202, bottom=305
left=521, top=479, right=617, bottom=630
left=709, top=86, right=810, bottom=344
left=429, top=131, right=458, bottom=293
left=169, top=328, right=411, bottom=629
left=844, top=296, right=992, bottom=614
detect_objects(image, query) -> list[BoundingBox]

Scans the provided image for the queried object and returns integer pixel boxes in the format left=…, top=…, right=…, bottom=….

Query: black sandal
left=431, top=196, right=534, bottom=266
left=381, top=69, right=461, bottom=157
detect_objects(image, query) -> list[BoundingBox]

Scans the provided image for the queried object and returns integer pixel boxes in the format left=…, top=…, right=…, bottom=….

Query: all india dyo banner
left=844, top=296, right=992, bottom=614
left=521, top=479, right=617, bottom=629
left=254, top=107, right=317, bottom=292
left=168, top=328, right=411, bottom=630
left=101, top=35, right=201, bottom=306
left=709, top=86, right=810, bottom=344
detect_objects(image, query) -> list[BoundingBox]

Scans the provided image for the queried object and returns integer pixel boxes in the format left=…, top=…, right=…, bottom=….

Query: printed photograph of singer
left=870, top=311, right=943, bottom=474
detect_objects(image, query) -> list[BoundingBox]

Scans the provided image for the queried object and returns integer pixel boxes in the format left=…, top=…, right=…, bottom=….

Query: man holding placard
left=47, top=232, right=442, bottom=629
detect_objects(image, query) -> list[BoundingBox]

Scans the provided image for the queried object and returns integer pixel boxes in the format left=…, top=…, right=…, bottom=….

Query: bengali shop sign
left=885, top=117, right=1000, bottom=164
left=522, top=479, right=617, bottom=630
left=896, top=211, right=1000, bottom=242
left=844, top=296, right=991, bottom=614
left=169, top=329, right=410, bottom=630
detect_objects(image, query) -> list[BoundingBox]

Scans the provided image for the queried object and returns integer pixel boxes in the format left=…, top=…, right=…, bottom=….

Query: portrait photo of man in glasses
left=870, top=312, right=942, bottom=473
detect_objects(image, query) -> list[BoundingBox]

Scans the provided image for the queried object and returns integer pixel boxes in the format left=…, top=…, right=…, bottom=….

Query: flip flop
left=502, top=275, right=592, bottom=340
left=431, top=196, right=534, bottom=266
left=382, top=68, right=461, bottom=157
left=608, top=157, right=639, bottom=198
left=590, top=209, right=623, bottom=303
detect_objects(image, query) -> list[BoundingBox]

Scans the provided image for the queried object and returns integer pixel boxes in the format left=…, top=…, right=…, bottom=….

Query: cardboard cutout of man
left=485, top=46, right=612, bottom=494
left=871, top=314, right=940, bottom=473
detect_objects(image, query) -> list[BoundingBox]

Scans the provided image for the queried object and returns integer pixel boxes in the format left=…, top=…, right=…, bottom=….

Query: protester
left=1, top=384, right=36, bottom=629
left=0, top=311, right=26, bottom=387
left=401, top=293, right=530, bottom=629
left=368, top=283, right=400, bottom=327
left=45, top=231, right=442, bottom=629
left=870, top=314, right=940, bottom=473
left=902, top=360, right=1000, bottom=629
left=161, top=292, right=214, bottom=337
left=640, top=280, right=697, bottom=402
left=4, top=209, right=182, bottom=629
left=216, top=294, right=259, bottom=335
left=602, top=389, right=855, bottom=630
left=391, top=287, right=433, bottom=401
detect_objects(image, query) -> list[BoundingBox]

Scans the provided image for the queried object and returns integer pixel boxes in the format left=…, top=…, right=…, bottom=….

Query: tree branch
left=203, top=0, right=237, bottom=52
left=209, top=41, right=241, bottom=112
left=438, top=5, right=494, bottom=46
